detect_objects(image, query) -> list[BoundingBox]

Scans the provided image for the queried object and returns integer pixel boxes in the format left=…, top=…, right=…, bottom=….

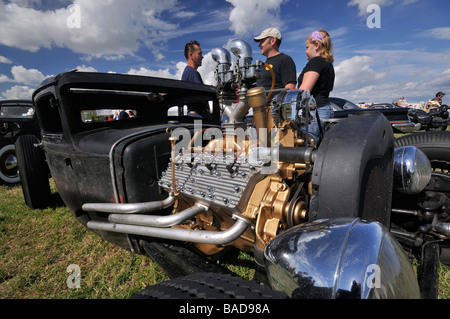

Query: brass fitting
left=169, top=135, right=179, bottom=196
left=246, top=87, right=269, bottom=147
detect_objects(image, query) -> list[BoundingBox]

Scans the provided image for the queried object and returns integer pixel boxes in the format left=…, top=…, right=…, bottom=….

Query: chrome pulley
left=270, top=90, right=316, bottom=126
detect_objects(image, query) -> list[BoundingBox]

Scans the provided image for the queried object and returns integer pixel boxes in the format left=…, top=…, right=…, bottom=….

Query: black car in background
left=408, top=105, right=449, bottom=131
left=0, top=100, right=40, bottom=184
left=329, top=97, right=420, bottom=134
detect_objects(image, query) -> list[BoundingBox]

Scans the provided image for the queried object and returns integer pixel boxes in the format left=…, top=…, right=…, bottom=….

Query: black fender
left=310, top=112, right=394, bottom=226
left=264, top=218, right=420, bottom=299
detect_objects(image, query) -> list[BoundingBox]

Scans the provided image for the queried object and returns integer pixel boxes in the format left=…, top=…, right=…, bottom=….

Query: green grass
left=0, top=182, right=167, bottom=299
left=1, top=180, right=449, bottom=299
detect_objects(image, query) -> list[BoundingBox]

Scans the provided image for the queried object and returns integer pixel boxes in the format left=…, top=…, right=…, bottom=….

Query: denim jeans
left=308, top=104, right=334, bottom=140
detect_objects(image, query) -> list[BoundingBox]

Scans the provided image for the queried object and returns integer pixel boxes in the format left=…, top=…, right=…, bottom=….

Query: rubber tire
left=131, top=273, right=288, bottom=299
left=394, top=131, right=450, bottom=172
left=395, top=131, right=450, bottom=284
left=418, top=242, right=440, bottom=299
left=0, top=143, right=20, bottom=184
left=15, top=134, right=51, bottom=209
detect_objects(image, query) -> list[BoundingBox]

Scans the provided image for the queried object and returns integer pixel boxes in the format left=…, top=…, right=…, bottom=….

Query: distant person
left=181, top=40, right=204, bottom=84
left=426, top=91, right=445, bottom=112
left=297, top=30, right=335, bottom=138
left=181, top=40, right=210, bottom=118
left=118, top=110, right=129, bottom=120
left=253, top=27, right=297, bottom=92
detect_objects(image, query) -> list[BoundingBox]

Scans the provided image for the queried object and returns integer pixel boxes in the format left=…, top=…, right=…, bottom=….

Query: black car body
left=32, top=71, right=220, bottom=234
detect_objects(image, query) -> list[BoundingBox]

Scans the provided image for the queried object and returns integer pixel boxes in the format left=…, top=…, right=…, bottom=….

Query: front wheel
left=131, top=272, right=288, bottom=299
left=15, top=134, right=51, bottom=209
left=0, top=143, right=20, bottom=184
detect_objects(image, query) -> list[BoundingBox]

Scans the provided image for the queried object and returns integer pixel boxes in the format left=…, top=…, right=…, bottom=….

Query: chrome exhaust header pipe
left=82, top=194, right=176, bottom=214
left=108, top=203, right=208, bottom=228
left=87, top=214, right=250, bottom=245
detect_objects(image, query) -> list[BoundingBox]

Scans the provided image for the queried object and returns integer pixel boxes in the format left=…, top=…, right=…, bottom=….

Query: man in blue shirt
left=182, top=40, right=204, bottom=84
left=181, top=40, right=210, bottom=118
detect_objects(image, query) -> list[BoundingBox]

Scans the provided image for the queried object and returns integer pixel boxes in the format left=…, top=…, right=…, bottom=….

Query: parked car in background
left=369, top=102, right=399, bottom=109
left=0, top=100, right=40, bottom=185
left=329, top=97, right=420, bottom=134
left=408, top=105, right=449, bottom=131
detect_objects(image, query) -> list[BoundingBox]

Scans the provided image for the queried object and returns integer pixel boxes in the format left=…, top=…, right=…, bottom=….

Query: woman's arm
left=285, top=82, right=296, bottom=91
left=298, top=71, right=319, bottom=91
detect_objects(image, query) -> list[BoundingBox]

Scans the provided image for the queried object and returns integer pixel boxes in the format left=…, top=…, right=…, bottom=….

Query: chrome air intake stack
left=212, top=39, right=264, bottom=128
left=211, top=47, right=232, bottom=85
left=230, top=39, right=257, bottom=80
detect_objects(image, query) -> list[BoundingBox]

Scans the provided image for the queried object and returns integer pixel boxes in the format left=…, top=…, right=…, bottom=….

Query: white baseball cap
left=253, top=27, right=282, bottom=42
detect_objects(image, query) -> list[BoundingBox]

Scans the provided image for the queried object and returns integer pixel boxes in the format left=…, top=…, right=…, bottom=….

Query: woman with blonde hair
left=298, top=30, right=335, bottom=138
left=298, top=30, right=335, bottom=107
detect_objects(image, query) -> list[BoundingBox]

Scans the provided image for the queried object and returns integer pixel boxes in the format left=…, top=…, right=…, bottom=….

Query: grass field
left=0, top=179, right=449, bottom=299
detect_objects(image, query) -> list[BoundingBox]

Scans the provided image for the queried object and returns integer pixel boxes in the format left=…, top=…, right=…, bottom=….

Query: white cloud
left=0, top=65, right=53, bottom=101
left=334, top=56, right=389, bottom=92
left=402, top=0, right=420, bottom=3
left=125, top=53, right=217, bottom=86
left=0, top=2, right=66, bottom=52
left=348, top=0, right=422, bottom=17
left=0, top=0, right=180, bottom=60
left=0, top=65, right=49, bottom=86
left=420, top=27, right=450, bottom=40
left=75, top=65, right=97, bottom=72
left=332, top=57, right=450, bottom=103
left=1, top=85, right=34, bottom=100
left=127, top=66, right=180, bottom=80
left=10, top=65, right=46, bottom=86
left=348, top=0, right=393, bottom=16
left=226, top=0, right=286, bottom=36
left=0, top=74, right=13, bottom=83
left=173, top=10, right=196, bottom=19
left=0, top=56, right=13, bottom=64
left=197, top=53, right=217, bottom=86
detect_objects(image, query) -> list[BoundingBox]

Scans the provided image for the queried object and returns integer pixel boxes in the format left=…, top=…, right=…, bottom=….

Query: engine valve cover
left=159, top=152, right=262, bottom=209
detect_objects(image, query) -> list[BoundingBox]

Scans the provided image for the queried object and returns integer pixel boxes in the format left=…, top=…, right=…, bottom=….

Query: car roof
left=0, top=100, right=33, bottom=106
left=33, top=71, right=217, bottom=102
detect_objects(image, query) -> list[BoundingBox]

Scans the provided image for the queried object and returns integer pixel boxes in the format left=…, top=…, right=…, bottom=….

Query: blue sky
left=0, top=0, right=449, bottom=104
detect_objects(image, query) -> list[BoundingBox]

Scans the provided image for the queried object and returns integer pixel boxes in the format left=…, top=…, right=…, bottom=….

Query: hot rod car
left=29, top=40, right=450, bottom=299
left=0, top=100, right=40, bottom=185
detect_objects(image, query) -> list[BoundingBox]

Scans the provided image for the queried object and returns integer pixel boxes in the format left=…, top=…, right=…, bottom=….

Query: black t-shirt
left=256, top=53, right=297, bottom=90
left=298, top=56, right=335, bottom=107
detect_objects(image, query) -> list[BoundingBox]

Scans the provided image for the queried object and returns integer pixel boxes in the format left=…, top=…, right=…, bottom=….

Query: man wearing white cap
left=254, top=27, right=296, bottom=92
